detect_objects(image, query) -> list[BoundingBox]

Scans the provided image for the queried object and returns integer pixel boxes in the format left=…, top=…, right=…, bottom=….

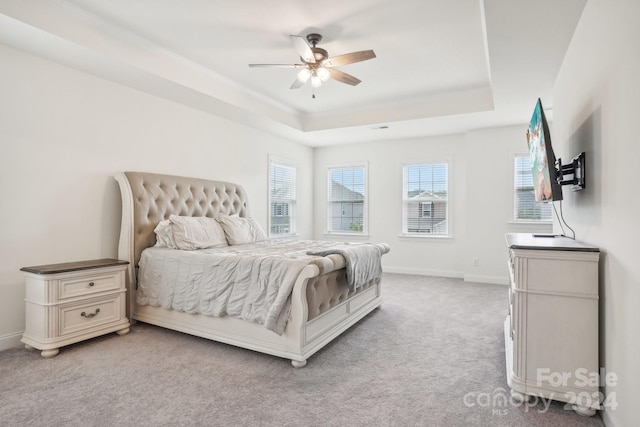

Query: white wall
left=0, top=44, right=314, bottom=350
left=464, top=126, right=552, bottom=283
left=314, top=135, right=467, bottom=278
left=313, top=128, right=551, bottom=282
left=552, top=1, right=640, bottom=426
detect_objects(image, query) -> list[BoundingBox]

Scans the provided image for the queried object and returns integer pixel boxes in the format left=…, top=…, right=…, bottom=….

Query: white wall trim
left=384, top=267, right=509, bottom=286
left=0, top=331, right=23, bottom=352
left=383, top=266, right=463, bottom=279
left=463, top=274, right=509, bottom=286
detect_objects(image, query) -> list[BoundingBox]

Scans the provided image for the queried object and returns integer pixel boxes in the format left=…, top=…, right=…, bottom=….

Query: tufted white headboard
left=114, top=171, right=249, bottom=307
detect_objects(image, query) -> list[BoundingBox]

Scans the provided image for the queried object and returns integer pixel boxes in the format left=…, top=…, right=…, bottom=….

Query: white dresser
left=504, top=233, right=600, bottom=416
left=21, top=259, right=131, bottom=358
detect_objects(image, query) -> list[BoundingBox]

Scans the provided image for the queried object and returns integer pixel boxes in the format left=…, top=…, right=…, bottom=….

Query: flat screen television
left=526, top=98, right=563, bottom=202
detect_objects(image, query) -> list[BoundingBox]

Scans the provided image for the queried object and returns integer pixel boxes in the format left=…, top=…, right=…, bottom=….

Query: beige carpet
left=0, top=273, right=606, bottom=427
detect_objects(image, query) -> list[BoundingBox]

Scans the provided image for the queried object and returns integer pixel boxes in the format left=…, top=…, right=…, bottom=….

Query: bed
left=115, top=171, right=389, bottom=367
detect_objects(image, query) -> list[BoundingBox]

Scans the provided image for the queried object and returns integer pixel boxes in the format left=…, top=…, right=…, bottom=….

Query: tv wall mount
left=556, top=152, right=586, bottom=191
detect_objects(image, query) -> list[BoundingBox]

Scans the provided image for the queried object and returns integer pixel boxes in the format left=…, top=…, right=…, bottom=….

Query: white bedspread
left=137, top=239, right=352, bottom=334
left=306, top=243, right=385, bottom=291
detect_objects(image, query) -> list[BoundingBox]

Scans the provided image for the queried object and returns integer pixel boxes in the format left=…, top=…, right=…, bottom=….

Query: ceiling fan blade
left=290, top=78, right=305, bottom=89
left=329, top=69, right=362, bottom=86
left=322, top=50, right=376, bottom=67
left=248, top=63, right=305, bottom=68
left=290, top=35, right=315, bottom=63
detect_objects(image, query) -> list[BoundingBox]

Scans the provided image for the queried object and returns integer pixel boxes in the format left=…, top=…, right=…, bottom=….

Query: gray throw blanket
left=307, top=243, right=385, bottom=291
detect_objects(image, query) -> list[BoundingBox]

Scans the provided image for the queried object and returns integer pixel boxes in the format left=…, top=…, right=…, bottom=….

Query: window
left=327, top=164, right=367, bottom=234
left=420, top=202, right=433, bottom=218
left=514, top=154, right=552, bottom=221
left=269, top=158, right=296, bottom=236
left=403, top=163, right=449, bottom=236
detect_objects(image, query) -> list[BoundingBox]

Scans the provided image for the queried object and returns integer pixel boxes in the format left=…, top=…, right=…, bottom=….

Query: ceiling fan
left=249, top=33, right=376, bottom=96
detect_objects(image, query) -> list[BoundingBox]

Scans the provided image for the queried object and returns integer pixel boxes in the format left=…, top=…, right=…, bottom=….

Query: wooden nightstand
left=21, top=259, right=131, bottom=358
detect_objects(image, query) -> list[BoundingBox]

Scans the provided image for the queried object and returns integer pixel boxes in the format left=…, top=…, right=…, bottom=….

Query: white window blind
left=327, top=165, right=367, bottom=234
left=269, top=160, right=296, bottom=236
left=403, top=163, right=449, bottom=236
left=514, top=154, right=552, bottom=221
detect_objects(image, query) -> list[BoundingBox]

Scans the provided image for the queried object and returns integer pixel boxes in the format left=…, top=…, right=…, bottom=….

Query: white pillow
left=216, top=214, right=267, bottom=245
left=153, top=220, right=177, bottom=249
left=169, top=215, right=228, bottom=250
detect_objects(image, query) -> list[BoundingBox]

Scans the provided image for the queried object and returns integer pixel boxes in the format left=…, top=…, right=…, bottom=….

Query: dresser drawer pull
left=88, top=282, right=95, bottom=287
left=80, top=308, right=100, bottom=318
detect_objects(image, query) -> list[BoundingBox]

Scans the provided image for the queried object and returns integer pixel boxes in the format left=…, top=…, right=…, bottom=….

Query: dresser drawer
left=58, top=271, right=121, bottom=299
left=59, top=296, right=121, bottom=336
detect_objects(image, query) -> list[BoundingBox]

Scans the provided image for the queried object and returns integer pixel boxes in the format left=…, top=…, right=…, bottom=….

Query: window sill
left=323, top=232, right=369, bottom=239
left=397, top=233, right=453, bottom=241
left=508, top=220, right=552, bottom=225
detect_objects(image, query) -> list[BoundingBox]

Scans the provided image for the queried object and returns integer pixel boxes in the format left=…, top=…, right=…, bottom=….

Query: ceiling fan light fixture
left=311, top=74, right=323, bottom=88
left=297, top=68, right=311, bottom=83
left=317, top=67, right=330, bottom=82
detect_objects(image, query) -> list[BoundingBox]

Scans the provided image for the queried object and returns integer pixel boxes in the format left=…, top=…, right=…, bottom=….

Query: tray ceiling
left=0, top=0, right=586, bottom=146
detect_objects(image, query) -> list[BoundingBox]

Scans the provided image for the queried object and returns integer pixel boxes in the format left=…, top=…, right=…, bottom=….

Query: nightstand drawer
left=59, top=271, right=121, bottom=299
left=59, top=296, right=121, bottom=336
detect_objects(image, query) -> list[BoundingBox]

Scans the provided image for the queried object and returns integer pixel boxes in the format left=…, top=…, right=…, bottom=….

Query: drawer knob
left=88, top=282, right=95, bottom=287
left=81, top=308, right=100, bottom=319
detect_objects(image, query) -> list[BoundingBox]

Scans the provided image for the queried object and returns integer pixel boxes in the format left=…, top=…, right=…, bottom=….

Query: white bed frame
left=115, top=171, right=388, bottom=367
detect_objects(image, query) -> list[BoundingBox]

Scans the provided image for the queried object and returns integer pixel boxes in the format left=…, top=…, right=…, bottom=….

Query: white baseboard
left=0, top=331, right=24, bottom=352
left=463, top=274, right=510, bottom=286
left=383, top=266, right=508, bottom=286
left=383, top=266, right=463, bottom=279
